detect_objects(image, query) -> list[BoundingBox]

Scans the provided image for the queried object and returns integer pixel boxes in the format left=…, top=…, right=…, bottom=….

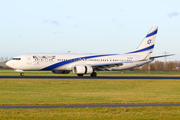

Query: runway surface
left=1, top=103, right=180, bottom=109
left=1, top=76, right=180, bottom=79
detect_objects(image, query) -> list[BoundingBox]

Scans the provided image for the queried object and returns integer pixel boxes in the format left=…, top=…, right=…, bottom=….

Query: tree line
left=140, top=60, right=179, bottom=71
left=0, top=57, right=12, bottom=62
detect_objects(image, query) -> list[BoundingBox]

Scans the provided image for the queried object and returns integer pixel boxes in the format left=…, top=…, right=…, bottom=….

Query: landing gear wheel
left=91, top=72, right=97, bottom=77
left=20, top=72, right=24, bottom=76
left=77, top=74, right=84, bottom=77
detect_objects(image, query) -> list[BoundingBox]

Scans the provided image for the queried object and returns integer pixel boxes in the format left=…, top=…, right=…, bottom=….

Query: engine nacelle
left=73, top=65, right=93, bottom=74
left=52, top=70, right=70, bottom=74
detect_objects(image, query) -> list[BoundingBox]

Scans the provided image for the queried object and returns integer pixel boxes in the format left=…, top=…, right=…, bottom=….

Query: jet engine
left=73, top=65, right=93, bottom=74
left=52, top=70, right=70, bottom=74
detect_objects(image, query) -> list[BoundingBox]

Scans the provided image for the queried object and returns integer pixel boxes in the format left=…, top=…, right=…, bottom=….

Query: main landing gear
left=20, top=72, right=24, bottom=76
left=77, top=72, right=97, bottom=77
left=90, top=72, right=97, bottom=77
left=77, top=74, right=84, bottom=77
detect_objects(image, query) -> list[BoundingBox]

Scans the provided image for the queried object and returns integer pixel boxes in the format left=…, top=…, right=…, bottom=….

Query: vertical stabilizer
left=126, top=26, right=158, bottom=58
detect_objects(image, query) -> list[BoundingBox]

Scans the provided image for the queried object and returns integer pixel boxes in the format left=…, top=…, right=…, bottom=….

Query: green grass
left=1, top=107, right=180, bottom=119
left=1, top=79, right=180, bottom=105
left=1, top=70, right=180, bottom=119
left=1, top=69, right=180, bottom=76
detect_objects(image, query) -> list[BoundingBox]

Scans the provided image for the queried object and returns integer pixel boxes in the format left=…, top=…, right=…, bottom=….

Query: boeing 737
left=6, top=26, right=173, bottom=77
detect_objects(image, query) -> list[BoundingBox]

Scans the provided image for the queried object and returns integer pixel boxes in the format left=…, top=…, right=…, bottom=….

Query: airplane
left=6, top=26, right=174, bottom=77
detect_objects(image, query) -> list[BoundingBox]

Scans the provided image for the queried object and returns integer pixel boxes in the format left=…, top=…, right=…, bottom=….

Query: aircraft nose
left=6, top=61, right=13, bottom=68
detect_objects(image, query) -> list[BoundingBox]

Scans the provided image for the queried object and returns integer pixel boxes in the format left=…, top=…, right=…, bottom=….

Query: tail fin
left=126, top=26, right=158, bottom=57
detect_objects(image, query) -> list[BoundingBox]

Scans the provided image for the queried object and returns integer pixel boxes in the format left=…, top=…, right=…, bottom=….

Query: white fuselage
left=6, top=53, right=153, bottom=71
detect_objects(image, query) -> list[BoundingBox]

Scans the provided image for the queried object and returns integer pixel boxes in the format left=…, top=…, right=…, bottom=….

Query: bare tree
left=9, top=57, right=13, bottom=60
left=5, top=57, right=8, bottom=61
left=0, top=57, right=4, bottom=62
left=150, top=63, right=155, bottom=71
left=166, top=61, right=176, bottom=71
left=154, top=60, right=164, bottom=71
left=141, top=64, right=149, bottom=71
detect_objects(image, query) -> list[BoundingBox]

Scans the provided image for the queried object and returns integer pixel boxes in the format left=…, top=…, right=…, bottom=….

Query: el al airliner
left=6, top=26, right=173, bottom=77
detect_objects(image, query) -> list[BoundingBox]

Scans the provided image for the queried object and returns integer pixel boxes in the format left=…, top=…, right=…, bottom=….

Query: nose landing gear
left=20, top=72, right=24, bottom=76
left=14, top=70, right=24, bottom=76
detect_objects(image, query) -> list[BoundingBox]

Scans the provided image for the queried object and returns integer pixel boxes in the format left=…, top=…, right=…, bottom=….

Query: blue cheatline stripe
left=41, top=54, right=118, bottom=70
left=126, top=44, right=154, bottom=54
left=145, top=29, right=158, bottom=38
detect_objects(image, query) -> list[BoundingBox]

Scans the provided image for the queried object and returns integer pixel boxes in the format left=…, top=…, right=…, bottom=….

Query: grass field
left=1, top=69, right=180, bottom=119
left=1, top=107, right=180, bottom=120
left=1, top=79, right=180, bottom=105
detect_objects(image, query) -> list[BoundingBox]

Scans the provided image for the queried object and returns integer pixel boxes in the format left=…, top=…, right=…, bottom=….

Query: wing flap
left=90, top=62, right=124, bottom=71
left=90, top=62, right=123, bottom=67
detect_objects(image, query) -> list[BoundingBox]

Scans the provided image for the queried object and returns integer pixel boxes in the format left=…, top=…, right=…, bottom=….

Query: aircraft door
left=27, top=56, right=32, bottom=65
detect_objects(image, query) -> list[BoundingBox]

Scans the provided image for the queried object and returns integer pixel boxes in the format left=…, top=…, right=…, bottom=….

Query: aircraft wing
left=150, top=54, right=175, bottom=59
left=90, top=61, right=138, bottom=71
left=90, top=62, right=123, bottom=71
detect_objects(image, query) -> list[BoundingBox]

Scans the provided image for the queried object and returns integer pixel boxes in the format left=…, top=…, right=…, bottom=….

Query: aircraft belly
left=53, top=66, right=71, bottom=70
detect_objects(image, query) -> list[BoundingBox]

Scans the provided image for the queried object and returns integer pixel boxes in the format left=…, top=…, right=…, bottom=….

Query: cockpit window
left=12, top=58, right=21, bottom=60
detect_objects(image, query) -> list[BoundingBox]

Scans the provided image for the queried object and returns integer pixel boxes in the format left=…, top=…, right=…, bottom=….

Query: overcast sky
left=0, top=0, right=180, bottom=61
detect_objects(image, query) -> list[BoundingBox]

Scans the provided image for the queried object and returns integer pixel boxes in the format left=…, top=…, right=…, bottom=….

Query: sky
left=0, top=0, right=180, bottom=61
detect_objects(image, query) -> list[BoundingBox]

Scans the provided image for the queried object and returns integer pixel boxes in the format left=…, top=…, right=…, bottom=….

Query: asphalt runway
left=1, top=103, right=180, bottom=109
left=0, top=76, right=180, bottom=79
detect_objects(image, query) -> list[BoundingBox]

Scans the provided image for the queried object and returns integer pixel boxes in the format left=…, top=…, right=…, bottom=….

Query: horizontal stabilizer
left=150, top=54, right=175, bottom=59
